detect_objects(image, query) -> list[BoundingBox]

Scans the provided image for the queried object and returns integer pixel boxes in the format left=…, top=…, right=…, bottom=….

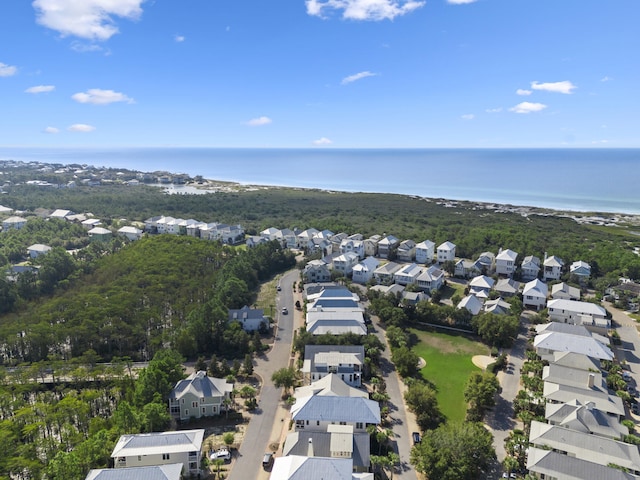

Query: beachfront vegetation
left=3, top=183, right=640, bottom=283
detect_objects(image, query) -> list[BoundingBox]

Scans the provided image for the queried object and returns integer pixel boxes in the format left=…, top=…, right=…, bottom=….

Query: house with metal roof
left=543, top=254, right=565, bottom=281
left=545, top=400, right=628, bottom=440
left=111, top=429, right=204, bottom=475
left=436, top=241, right=456, bottom=263
left=495, top=248, right=518, bottom=277
left=228, top=305, right=268, bottom=332
left=494, top=278, right=520, bottom=297
left=457, top=294, right=483, bottom=316
left=295, top=373, right=368, bottom=399
left=270, top=455, right=373, bottom=480
left=415, top=240, right=435, bottom=265
left=529, top=420, right=640, bottom=474
left=551, top=282, right=581, bottom=301
left=291, top=396, right=380, bottom=433
left=85, top=464, right=183, bottom=480
left=547, top=298, right=609, bottom=333
left=301, top=346, right=365, bottom=387
left=168, top=371, right=232, bottom=421
left=522, top=278, right=548, bottom=311
left=520, top=255, right=541, bottom=281
left=527, top=447, right=640, bottom=480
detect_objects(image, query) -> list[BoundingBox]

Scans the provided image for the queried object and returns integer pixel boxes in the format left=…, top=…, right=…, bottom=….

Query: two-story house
left=522, top=278, right=548, bottom=311
left=495, top=248, right=518, bottom=277
left=302, top=345, right=365, bottom=386
left=351, top=257, right=380, bottom=285
left=304, top=260, right=332, bottom=283
left=228, top=305, right=268, bottom=332
left=377, top=235, right=399, bottom=259
left=168, top=371, right=233, bottom=421
left=339, top=238, right=365, bottom=259
left=332, top=252, right=360, bottom=277
left=520, top=255, right=541, bottom=281
left=111, top=429, right=205, bottom=475
left=416, top=265, right=444, bottom=292
left=393, top=263, right=423, bottom=286
left=396, top=240, right=416, bottom=262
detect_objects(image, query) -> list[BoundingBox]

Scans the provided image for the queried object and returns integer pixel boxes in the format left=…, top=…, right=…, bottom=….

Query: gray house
left=228, top=305, right=268, bottom=332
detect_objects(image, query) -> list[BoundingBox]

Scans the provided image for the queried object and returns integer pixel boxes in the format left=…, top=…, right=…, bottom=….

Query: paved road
left=369, top=319, right=419, bottom=480
left=229, top=269, right=298, bottom=480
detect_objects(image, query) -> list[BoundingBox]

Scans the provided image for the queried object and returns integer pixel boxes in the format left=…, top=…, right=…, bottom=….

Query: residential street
left=369, top=318, right=420, bottom=480
left=228, top=268, right=298, bottom=480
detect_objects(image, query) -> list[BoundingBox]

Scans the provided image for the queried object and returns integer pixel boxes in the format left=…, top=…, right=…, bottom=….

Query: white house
left=292, top=395, right=380, bottom=432
left=111, top=429, right=205, bottom=475
left=494, top=278, right=520, bottom=297
left=85, top=464, right=183, bottom=480
left=522, top=278, right=548, bottom=311
left=377, top=235, right=399, bottom=259
left=543, top=254, right=564, bottom=281
left=333, top=252, right=360, bottom=277
left=270, top=455, right=373, bottom=480
left=306, top=311, right=367, bottom=336
left=351, top=257, right=380, bottom=285
left=373, top=262, right=402, bottom=285
left=228, top=305, right=268, bottom=332
left=298, top=228, right=320, bottom=248
left=415, top=240, right=435, bottom=264
left=533, top=329, right=613, bottom=361
left=88, top=227, right=112, bottom=242
left=454, top=259, right=481, bottom=279
left=2, top=216, right=27, bottom=231
left=495, top=248, right=518, bottom=277
left=27, top=243, right=52, bottom=258
left=340, top=239, right=365, bottom=259
left=484, top=298, right=511, bottom=315
left=168, top=372, right=233, bottom=421
left=520, top=255, right=541, bottom=281
left=302, top=345, right=365, bottom=386
left=551, top=282, right=580, bottom=301
left=50, top=209, right=74, bottom=220
left=475, top=252, right=495, bottom=275
left=117, top=226, right=143, bottom=241
left=416, top=265, right=444, bottom=292
left=260, top=227, right=281, bottom=241
left=547, top=298, right=609, bottom=332
left=396, top=240, right=416, bottom=262
left=81, top=218, right=102, bottom=230
left=457, top=295, right=483, bottom=316
left=436, top=241, right=456, bottom=263
left=304, top=260, right=332, bottom=283
left=468, top=275, right=495, bottom=298
left=393, top=263, right=423, bottom=286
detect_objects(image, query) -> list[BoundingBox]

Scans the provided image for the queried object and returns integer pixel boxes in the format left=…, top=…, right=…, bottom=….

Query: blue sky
left=1, top=0, right=638, bottom=148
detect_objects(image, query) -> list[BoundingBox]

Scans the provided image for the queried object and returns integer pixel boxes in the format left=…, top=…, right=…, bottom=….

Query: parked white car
left=210, top=448, right=231, bottom=461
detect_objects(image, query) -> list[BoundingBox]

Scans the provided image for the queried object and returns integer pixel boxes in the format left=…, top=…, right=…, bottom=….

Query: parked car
left=282, top=307, right=288, bottom=315
left=210, top=448, right=231, bottom=461
left=412, top=432, right=421, bottom=445
left=262, top=452, right=274, bottom=469
left=629, top=387, right=638, bottom=397
left=276, top=285, right=281, bottom=291
left=631, top=403, right=640, bottom=415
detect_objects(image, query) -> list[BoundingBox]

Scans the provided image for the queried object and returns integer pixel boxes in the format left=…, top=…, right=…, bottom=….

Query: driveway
left=228, top=268, right=299, bottom=480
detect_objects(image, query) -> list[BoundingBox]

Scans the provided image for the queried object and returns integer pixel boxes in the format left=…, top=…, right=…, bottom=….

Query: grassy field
left=411, top=328, right=489, bottom=424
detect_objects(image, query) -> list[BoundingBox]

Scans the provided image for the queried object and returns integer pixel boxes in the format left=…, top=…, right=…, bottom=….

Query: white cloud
left=33, top=0, right=145, bottom=41
left=516, top=89, right=532, bottom=96
left=509, top=102, right=547, bottom=114
left=306, top=0, right=425, bottom=21
left=531, top=80, right=576, bottom=94
left=43, top=126, right=59, bottom=134
left=246, top=116, right=272, bottom=126
left=342, top=71, right=377, bottom=85
left=70, top=42, right=105, bottom=53
left=72, top=88, right=134, bottom=105
left=601, top=76, right=612, bottom=82
left=0, top=62, right=17, bottom=77
left=485, top=107, right=502, bottom=113
left=461, top=114, right=474, bottom=120
left=313, top=137, right=333, bottom=145
left=174, top=34, right=185, bottom=42
left=447, top=0, right=477, bottom=3
left=67, top=123, right=96, bottom=132
left=26, top=85, right=55, bottom=94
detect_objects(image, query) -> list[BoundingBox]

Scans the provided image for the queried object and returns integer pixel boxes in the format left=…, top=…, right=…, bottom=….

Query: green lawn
left=410, top=328, right=489, bottom=424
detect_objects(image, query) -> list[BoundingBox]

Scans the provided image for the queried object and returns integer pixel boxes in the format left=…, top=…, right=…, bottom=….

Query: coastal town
left=2, top=162, right=640, bottom=480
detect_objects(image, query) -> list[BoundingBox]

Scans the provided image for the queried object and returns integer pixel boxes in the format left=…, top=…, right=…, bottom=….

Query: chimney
left=307, top=438, right=314, bottom=457
left=586, top=401, right=595, bottom=410
left=588, top=373, right=595, bottom=388
left=544, top=252, right=548, bottom=263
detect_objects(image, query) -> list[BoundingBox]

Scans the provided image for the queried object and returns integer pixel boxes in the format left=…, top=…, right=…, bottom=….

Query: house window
left=317, top=421, right=320, bottom=426
left=340, top=421, right=347, bottom=425
left=137, top=456, right=141, bottom=462
left=356, top=422, right=363, bottom=429
left=185, top=409, right=189, bottom=416
left=189, top=462, right=198, bottom=470
left=162, top=454, right=170, bottom=460
left=201, top=397, right=205, bottom=403
left=202, top=407, right=206, bottom=414
left=296, top=420, right=305, bottom=429
left=192, top=401, right=198, bottom=408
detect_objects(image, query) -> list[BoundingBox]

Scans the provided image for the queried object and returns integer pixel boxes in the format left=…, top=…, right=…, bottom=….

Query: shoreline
left=167, top=179, right=640, bottom=228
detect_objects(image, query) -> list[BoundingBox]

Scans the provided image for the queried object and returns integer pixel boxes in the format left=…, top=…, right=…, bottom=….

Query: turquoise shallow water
left=1, top=147, right=638, bottom=214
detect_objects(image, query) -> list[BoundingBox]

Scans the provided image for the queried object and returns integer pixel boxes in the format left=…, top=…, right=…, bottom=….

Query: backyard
left=410, top=327, right=489, bottom=423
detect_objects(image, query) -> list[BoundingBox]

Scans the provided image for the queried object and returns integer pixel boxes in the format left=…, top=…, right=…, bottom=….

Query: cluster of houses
left=526, top=322, right=640, bottom=479
left=269, top=284, right=379, bottom=480
left=85, top=370, right=234, bottom=479
left=1, top=207, right=247, bottom=280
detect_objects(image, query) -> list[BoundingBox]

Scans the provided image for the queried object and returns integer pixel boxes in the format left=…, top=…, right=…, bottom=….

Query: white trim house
left=168, top=371, right=233, bottom=421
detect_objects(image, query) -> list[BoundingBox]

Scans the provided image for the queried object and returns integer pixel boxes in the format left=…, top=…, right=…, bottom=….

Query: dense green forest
left=0, top=236, right=295, bottom=365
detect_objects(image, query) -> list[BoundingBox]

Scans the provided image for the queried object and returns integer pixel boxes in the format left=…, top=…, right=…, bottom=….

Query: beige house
left=168, top=371, right=233, bottom=421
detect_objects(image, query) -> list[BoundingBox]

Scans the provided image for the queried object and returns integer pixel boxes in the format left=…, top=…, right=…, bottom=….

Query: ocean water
left=1, top=147, right=639, bottom=215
